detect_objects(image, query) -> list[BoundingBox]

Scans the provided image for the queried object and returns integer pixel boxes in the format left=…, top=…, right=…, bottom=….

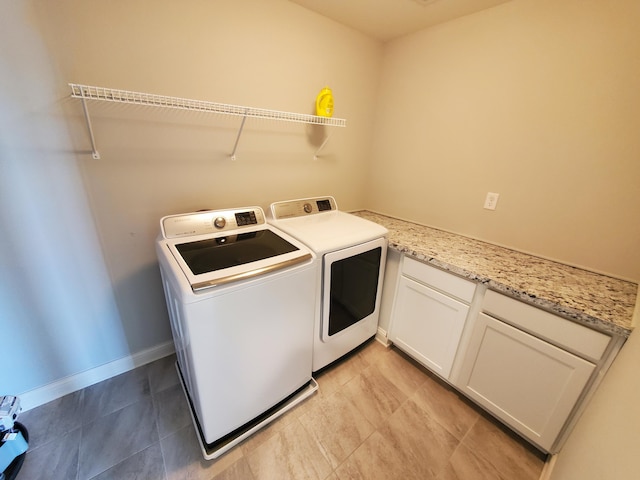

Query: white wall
left=367, top=0, right=640, bottom=282
left=1, top=0, right=381, bottom=405
left=0, top=1, right=128, bottom=400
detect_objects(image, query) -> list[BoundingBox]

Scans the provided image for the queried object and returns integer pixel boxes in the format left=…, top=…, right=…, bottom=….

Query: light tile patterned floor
left=18, top=340, right=546, bottom=479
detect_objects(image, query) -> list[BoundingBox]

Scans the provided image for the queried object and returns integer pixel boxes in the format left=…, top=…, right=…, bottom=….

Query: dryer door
left=321, top=237, right=387, bottom=342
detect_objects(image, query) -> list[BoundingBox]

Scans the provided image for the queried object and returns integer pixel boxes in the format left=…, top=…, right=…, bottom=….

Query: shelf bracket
left=313, top=132, right=331, bottom=161
left=230, top=112, right=248, bottom=161
left=78, top=87, right=101, bottom=160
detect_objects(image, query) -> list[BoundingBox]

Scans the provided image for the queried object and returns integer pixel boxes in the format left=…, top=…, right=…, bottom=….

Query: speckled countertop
left=353, top=211, right=637, bottom=337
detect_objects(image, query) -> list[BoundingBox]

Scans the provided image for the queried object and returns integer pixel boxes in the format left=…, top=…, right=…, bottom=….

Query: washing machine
left=268, top=196, right=388, bottom=372
left=156, top=206, right=318, bottom=459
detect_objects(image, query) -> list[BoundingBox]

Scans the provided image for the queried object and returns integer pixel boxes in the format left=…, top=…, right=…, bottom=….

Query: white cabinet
left=387, top=255, right=619, bottom=453
left=389, top=257, right=476, bottom=379
left=457, top=290, right=612, bottom=452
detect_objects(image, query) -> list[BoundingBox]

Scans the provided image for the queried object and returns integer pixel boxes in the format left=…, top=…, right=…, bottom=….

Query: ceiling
left=288, top=0, right=512, bottom=42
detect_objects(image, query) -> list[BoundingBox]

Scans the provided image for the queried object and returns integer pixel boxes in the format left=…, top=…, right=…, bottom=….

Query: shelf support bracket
left=313, top=132, right=331, bottom=161
left=230, top=112, right=248, bottom=161
left=78, top=87, right=101, bottom=160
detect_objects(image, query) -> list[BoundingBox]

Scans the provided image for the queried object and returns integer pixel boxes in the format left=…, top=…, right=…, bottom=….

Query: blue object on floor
left=0, top=422, right=28, bottom=480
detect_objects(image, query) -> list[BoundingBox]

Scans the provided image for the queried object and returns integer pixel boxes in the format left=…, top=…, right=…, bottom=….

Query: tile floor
left=17, top=340, right=547, bottom=480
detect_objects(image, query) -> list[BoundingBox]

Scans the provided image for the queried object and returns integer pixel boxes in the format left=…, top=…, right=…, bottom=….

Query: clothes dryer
left=269, top=197, right=388, bottom=372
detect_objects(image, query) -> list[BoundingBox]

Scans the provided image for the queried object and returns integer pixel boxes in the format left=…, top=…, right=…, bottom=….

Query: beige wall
left=28, top=0, right=640, bottom=359
left=367, top=0, right=640, bottom=282
left=550, top=315, right=640, bottom=479
left=31, top=0, right=382, bottom=353
left=366, top=3, right=640, bottom=476
left=12, top=7, right=640, bottom=471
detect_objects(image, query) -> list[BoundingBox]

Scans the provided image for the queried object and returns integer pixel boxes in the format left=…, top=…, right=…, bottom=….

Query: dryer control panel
left=270, top=196, right=337, bottom=219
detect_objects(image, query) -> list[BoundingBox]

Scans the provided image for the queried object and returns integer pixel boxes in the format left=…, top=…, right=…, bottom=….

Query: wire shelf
left=69, top=84, right=346, bottom=127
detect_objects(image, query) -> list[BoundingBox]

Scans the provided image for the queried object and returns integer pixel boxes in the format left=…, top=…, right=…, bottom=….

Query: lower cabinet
left=389, top=257, right=476, bottom=380
left=456, top=312, right=595, bottom=451
left=454, top=290, right=613, bottom=452
left=390, top=276, right=469, bottom=378
left=387, top=255, right=617, bottom=453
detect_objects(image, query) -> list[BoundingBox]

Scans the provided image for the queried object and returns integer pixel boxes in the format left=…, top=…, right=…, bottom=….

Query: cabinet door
left=458, top=313, right=595, bottom=451
left=389, top=276, right=469, bottom=379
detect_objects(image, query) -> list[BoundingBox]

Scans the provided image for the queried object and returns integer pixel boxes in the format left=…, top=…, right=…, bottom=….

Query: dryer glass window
left=327, top=247, right=382, bottom=336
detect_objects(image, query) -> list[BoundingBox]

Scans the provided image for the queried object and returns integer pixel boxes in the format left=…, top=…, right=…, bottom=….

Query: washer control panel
left=270, top=196, right=338, bottom=220
left=161, top=207, right=264, bottom=239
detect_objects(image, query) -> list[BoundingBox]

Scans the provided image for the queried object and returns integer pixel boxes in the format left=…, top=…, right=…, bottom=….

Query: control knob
left=303, top=203, right=313, bottom=214
left=213, top=217, right=226, bottom=229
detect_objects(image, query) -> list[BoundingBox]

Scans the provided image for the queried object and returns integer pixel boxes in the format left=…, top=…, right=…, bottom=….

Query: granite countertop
left=353, top=211, right=638, bottom=337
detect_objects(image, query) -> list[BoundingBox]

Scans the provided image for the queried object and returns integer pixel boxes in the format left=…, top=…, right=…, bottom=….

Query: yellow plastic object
left=315, top=87, right=334, bottom=117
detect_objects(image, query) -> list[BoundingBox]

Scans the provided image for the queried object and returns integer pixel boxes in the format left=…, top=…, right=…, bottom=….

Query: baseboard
left=375, top=326, right=392, bottom=347
left=539, top=453, right=557, bottom=480
left=19, top=341, right=175, bottom=411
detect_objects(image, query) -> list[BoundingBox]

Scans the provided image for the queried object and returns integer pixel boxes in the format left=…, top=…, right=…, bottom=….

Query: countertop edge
left=389, top=242, right=633, bottom=338
left=388, top=243, right=632, bottom=337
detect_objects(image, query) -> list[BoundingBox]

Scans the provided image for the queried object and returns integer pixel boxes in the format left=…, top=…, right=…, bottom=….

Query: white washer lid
left=269, top=210, right=388, bottom=254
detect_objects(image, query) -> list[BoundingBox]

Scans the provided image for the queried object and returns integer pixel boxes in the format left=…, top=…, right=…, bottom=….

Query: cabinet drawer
left=402, top=257, right=476, bottom=303
left=483, top=290, right=610, bottom=362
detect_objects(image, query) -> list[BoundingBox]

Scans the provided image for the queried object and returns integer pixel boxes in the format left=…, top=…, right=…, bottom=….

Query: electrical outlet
left=484, top=192, right=500, bottom=210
